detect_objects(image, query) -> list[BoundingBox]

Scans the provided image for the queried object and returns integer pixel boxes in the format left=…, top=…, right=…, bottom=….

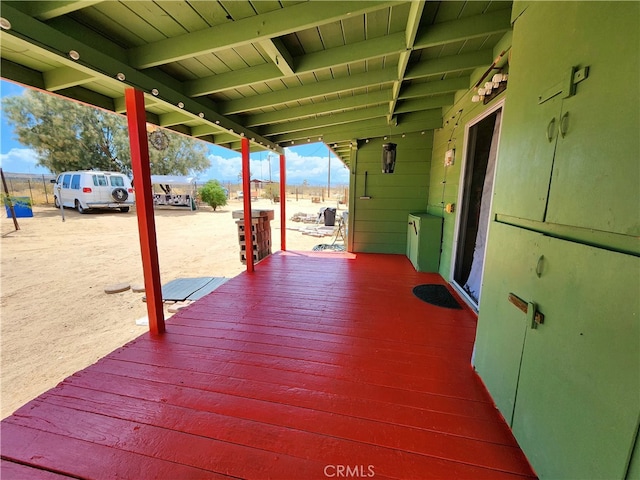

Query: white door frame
left=450, top=99, right=505, bottom=311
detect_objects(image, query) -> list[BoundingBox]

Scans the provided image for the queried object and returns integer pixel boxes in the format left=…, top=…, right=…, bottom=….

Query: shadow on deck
left=1, top=251, right=536, bottom=479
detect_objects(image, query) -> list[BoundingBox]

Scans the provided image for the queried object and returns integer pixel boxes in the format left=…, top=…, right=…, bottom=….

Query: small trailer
left=150, top=175, right=197, bottom=210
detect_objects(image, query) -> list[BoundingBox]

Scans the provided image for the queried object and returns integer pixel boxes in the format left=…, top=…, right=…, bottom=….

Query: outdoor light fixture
left=177, top=102, right=184, bottom=109
left=68, top=50, right=80, bottom=61
left=472, top=72, right=508, bottom=104
left=382, top=143, right=397, bottom=174
left=151, top=88, right=159, bottom=96
left=116, top=72, right=126, bottom=81
left=0, top=18, right=12, bottom=30
left=198, top=112, right=205, bottom=118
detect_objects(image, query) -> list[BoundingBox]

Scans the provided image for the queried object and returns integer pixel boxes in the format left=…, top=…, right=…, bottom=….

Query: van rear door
left=90, top=173, right=112, bottom=204
left=107, top=174, right=130, bottom=204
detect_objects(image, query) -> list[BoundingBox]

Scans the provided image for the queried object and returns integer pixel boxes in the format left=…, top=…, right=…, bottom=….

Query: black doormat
left=412, top=284, right=463, bottom=309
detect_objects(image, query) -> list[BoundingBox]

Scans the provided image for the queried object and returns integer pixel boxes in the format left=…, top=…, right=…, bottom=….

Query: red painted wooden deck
left=1, top=252, right=536, bottom=479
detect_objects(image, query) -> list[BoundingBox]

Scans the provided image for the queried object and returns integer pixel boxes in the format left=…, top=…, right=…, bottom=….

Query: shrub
left=199, top=180, right=228, bottom=211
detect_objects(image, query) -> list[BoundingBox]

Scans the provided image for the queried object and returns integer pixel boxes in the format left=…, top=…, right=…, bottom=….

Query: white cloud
left=201, top=147, right=350, bottom=187
left=0, top=148, right=49, bottom=173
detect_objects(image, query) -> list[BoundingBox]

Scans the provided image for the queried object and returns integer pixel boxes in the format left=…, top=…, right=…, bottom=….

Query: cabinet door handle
left=508, top=293, right=545, bottom=328
left=559, top=111, right=570, bottom=138
left=536, top=255, right=544, bottom=278
left=546, top=117, right=557, bottom=142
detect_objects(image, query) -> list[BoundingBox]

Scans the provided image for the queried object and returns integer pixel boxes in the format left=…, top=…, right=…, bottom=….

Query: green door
left=491, top=2, right=565, bottom=222
left=544, top=3, right=640, bottom=236
left=407, top=214, right=419, bottom=270
left=473, top=222, right=544, bottom=422
left=512, top=236, right=640, bottom=479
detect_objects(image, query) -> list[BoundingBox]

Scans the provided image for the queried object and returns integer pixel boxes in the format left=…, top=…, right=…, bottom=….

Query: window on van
left=62, top=174, right=71, bottom=188
left=93, top=175, right=107, bottom=186
left=71, top=174, right=81, bottom=189
left=110, top=176, right=125, bottom=187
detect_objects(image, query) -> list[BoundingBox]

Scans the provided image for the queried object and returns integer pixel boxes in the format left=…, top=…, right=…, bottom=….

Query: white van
left=52, top=171, right=135, bottom=213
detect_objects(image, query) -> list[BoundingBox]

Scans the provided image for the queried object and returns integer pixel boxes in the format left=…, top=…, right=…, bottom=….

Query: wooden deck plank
left=32, top=386, right=532, bottom=478
left=93, top=356, right=502, bottom=421
left=0, top=423, right=231, bottom=479
left=108, top=338, right=490, bottom=400
left=37, top=373, right=531, bottom=475
left=0, top=459, right=75, bottom=479
left=1, top=252, right=536, bottom=479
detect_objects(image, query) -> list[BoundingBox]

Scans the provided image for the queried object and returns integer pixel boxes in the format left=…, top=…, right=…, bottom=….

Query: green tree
left=199, top=180, right=228, bottom=211
left=2, top=89, right=211, bottom=176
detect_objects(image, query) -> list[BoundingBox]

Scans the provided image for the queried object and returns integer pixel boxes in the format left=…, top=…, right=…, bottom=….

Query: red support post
left=125, top=88, right=165, bottom=335
left=241, top=137, right=254, bottom=273
left=279, top=153, right=286, bottom=251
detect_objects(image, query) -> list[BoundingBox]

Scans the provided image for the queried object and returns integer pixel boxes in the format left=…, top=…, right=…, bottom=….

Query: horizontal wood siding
left=350, top=134, right=433, bottom=254
left=428, top=34, right=512, bottom=280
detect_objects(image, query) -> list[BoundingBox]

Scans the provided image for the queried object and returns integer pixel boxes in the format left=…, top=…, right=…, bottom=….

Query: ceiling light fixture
left=151, top=88, right=159, bottom=96
left=177, top=102, right=184, bottom=109
left=0, top=18, right=12, bottom=30
left=116, top=72, right=126, bottom=81
left=198, top=112, right=205, bottom=118
left=68, top=50, right=80, bottom=61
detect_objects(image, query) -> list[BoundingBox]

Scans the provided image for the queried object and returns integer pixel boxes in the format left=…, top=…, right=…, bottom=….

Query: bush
left=199, top=180, right=228, bottom=211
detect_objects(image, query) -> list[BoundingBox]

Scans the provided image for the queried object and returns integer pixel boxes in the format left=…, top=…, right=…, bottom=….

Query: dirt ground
left=0, top=197, right=347, bottom=419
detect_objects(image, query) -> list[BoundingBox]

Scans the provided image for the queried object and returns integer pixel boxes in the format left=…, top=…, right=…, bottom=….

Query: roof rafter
left=128, top=1, right=398, bottom=69
left=414, top=8, right=512, bottom=50
left=399, top=77, right=470, bottom=99
left=276, top=109, right=443, bottom=145
left=219, top=68, right=398, bottom=115
left=388, top=0, right=425, bottom=122
left=405, top=50, right=493, bottom=79
left=259, top=105, right=390, bottom=137
left=259, top=39, right=295, bottom=77
left=186, top=32, right=405, bottom=97
left=244, top=89, right=393, bottom=127
left=43, top=66, right=97, bottom=91
left=16, top=1, right=104, bottom=21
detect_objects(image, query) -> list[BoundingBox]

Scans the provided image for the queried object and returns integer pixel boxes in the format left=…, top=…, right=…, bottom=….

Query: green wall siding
left=428, top=90, right=508, bottom=280
left=349, top=134, right=433, bottom=254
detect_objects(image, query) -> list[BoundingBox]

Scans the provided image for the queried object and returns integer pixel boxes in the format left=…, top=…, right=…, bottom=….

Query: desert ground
left=0, top=196, right=347, bottom=419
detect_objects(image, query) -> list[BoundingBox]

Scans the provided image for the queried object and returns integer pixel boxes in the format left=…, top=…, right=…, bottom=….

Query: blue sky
left=0, top=80, right=349, bottom=186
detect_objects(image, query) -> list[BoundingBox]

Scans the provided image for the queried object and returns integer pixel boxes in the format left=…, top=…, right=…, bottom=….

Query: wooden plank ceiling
left=0, top=1, right=512, bottom=167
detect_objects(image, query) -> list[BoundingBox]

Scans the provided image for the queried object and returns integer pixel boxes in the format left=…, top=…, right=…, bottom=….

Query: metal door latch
left=508, top=293, right=545, bottom=329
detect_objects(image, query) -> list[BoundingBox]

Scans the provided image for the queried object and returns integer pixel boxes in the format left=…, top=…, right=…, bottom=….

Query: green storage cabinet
left=494, top=1, right=639, bottom=236
left=406, top=213, right=442, bottom=272
left=475, top=3, right=640, bottom=478
left=478, top=221, right=640, bottom=479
